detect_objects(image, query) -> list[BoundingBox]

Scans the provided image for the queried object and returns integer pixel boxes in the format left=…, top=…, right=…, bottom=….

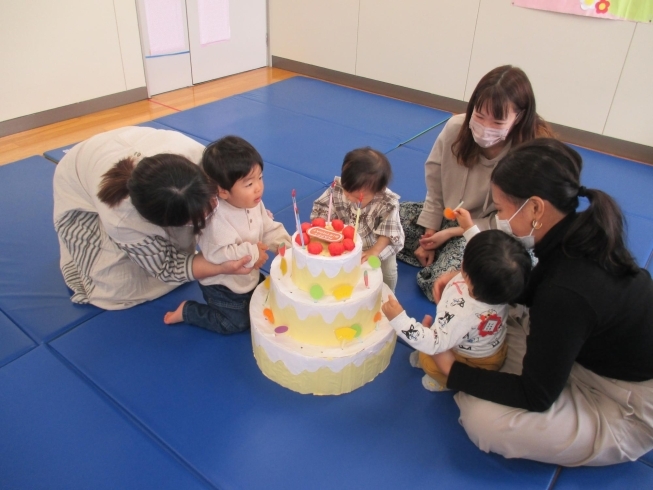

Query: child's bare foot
left=164, top=301, right=186, bottom=324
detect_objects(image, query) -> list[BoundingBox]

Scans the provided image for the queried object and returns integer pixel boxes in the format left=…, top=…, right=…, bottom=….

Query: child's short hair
left=341, top=147, right=392, bottom=194
left=462, top=230, right=531, bottom=305
left=201, top=135, right=263, bottom=191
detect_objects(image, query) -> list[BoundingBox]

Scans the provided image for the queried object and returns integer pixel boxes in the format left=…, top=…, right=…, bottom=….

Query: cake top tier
left=291, top=231, right=362, bottom=280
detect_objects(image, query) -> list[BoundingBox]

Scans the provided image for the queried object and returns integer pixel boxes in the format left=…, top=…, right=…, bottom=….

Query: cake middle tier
left=268, top=250, right=384, bottom=348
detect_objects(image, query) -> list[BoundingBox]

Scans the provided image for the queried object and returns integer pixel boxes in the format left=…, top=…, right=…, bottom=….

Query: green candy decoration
left=367, top=256, right=381, bottom=269
left=351, top=323, right=362, bottom=337
left=309, top=284, right=324, bottom=300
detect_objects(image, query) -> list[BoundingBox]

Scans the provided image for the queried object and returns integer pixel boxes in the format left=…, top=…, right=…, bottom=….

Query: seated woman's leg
left=454, top=311, right=653, bottom=466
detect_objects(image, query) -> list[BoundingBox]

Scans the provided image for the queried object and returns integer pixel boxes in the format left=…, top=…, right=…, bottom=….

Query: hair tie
left=577, top=186, right=588, bottom=197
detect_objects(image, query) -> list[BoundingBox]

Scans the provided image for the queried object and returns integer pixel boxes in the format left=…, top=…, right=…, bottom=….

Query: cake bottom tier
left=250, top=282, right=396, bottom=395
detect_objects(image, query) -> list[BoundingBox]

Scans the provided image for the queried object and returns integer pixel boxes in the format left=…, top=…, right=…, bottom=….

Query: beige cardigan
left=417, top=114, right=511, bottom=232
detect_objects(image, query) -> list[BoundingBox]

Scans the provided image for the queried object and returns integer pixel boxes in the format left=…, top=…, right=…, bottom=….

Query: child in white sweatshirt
left=164, top=136, right=290, bottom=333
left=382, top=209, right=531, bottom=391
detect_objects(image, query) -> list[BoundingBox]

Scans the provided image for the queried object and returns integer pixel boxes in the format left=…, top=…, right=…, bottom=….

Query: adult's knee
left=455, top=392, right=509, bottom=453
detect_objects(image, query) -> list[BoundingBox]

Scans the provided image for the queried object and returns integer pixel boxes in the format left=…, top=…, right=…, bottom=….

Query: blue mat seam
left=393, top=116, right=452, bottom=152
left=45, top=344, right=219, bottom=490
left=0, top=344, right=37, bottom=370
left=546, top=466, right=562, bottom=490
left=641, top=457, right=653, bottom=470
left=0, top=305, right=40, bottom=344
left=44, top=310, right=108, bottom=345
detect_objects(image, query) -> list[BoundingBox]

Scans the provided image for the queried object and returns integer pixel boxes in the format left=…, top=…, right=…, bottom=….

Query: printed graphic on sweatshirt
left=476, top=309, right=502, bottom=337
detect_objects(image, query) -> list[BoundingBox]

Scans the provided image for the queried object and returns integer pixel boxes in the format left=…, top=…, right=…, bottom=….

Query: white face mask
left=495, top=199, right=535, bottom=249
left=469, top=118, right=510, bottom=148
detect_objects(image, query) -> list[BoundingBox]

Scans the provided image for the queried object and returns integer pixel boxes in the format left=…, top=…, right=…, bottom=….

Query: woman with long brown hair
left=398, top=65, right=553, bottom=301
left=432, top=139, right=653, bottom=466
left=53, top=126, right=251, bottom=310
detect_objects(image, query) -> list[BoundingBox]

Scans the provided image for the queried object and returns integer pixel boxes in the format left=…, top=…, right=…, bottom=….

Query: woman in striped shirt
left=53, top=126, right=251, bottom=310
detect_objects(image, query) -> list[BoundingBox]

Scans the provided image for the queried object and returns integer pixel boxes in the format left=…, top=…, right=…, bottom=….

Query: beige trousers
left=454, top=308, right=653, bottom=466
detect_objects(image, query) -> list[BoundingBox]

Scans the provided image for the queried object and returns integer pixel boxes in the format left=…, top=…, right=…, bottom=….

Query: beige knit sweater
left=417, top=114, right=511, bottom=232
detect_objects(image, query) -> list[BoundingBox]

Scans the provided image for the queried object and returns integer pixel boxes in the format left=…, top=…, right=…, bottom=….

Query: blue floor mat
left=553, top=461, right=653, bottom=489
left=153, top=96, right=398, bottom=184
left=0, top=310, right=35, bottom=368
left=239, top=77, right=452, bottom=146
left=576, top=146, right=653, bottom=220
left=401, top=119, right=449, bottom=154
left=0, top=346, right=213, bottom=490
left=50, top=285, right=558, bottom=490
left=0, top=157, right=102, bottom=342
left=385, top=145, right=429, bottom=202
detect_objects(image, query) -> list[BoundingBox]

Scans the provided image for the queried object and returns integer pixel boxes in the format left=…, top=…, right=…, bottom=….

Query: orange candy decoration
left=263, top=308, right=275, bottom=324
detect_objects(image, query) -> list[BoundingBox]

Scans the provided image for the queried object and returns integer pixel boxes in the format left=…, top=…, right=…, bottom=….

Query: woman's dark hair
left=463, top=230, right=532, bottom=304
left=341, top=147, right=392, bottom=194
left=492, top=138, right=639, bottom=276
left=202, top=135, right=263, bottom=190
left=97, top=154, right=214, bottom=234
left=453, top=65, right=554, bottom=168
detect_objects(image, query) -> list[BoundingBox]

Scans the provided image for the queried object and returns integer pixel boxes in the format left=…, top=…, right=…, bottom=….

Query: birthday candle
left=364, top=270, right=369, bottom=288
left=327, top=179, right=335, bottom=224
left=353, top=192, right=362, bottom=242
left=291, top=189, right=305, bottom=248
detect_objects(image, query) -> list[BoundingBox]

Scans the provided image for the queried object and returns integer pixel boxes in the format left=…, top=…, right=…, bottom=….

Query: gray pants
left=380, top=254, right=398, bottom=293
left=455, top=307, right=653, bottom=466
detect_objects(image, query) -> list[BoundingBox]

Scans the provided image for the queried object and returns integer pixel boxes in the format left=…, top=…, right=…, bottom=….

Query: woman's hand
left=414, top=246, right=435, bottom=267
left=419, top=229, right=452, bottom=251
left=252, top=242, right=268, bottom=269
left=432, top=269, right=459, bottom=304
left=219, top=256, right=254, bottom=275
left=192, top=253, right=253, bottom=279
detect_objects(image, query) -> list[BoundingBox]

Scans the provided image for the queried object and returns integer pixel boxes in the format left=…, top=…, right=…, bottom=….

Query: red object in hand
left=295, top=233, right=310, bottom=246
left=301, top=222, right=312, bottom=232
left=328, top=242, right=345, bottom=256
left=342, top=238, right=355, bottom=251
left=331, top=219, right=344, bottom=231
left=307, top=242, right=323, bottom=255
left=311, top=217, right=326, bottom=228
left=443, top=208, right=455, bottom=220
left=342, top=226, right=355, bottom=240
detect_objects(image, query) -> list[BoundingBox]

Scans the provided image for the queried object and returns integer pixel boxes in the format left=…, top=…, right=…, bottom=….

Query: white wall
left=270, top=0, right=360, bottom=74
left=0, top=0, right=145, bottom=123
left=270, top=0, right=653, bottom=148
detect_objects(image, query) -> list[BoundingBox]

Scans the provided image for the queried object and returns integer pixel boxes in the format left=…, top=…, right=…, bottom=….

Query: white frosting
left=270, top=248, right=383, bottom=323
left=250, top=283, right=396, bottom=375
left=292, top=232, right=362, bottom=278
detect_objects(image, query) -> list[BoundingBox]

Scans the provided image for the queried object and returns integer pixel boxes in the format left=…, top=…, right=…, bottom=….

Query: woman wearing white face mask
left=398, top=65, right=553, bottom=302
left=431, top=139, right=653, bottom=466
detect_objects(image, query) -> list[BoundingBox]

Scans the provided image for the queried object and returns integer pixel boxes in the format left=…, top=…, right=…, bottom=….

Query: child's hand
left=381, top=295, right=404, bottom=321
left=253, top=242, right=269, bottom=269
left=361, top=250, right=377, bottom=263
left=453, top=208, right=474, bottom=231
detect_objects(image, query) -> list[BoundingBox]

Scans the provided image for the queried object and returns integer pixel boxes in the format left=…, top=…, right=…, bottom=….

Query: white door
left=186, top=0, right=268, bottom=84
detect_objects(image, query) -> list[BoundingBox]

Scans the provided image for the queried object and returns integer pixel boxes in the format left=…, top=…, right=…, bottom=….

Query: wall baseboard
left=272, top=56, right=653, bottom=166
left=0, top=87, right=149, bottom=138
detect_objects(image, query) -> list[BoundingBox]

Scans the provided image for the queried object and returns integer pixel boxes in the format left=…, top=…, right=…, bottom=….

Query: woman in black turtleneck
left=432, top=138, right=653, bottom=466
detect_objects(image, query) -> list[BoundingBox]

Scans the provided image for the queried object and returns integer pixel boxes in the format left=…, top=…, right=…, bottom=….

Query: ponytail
left=492, top=138, right=639, bottom=277
left=564, top=188, right=639, bottom=276
left=97, top=157, right=134, bottom=207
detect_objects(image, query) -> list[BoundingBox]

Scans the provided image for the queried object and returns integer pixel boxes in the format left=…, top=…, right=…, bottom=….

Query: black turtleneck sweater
left=447, top=213, right=653, bottom=412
